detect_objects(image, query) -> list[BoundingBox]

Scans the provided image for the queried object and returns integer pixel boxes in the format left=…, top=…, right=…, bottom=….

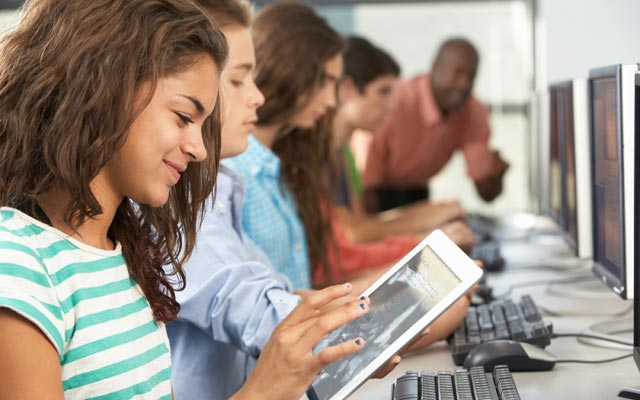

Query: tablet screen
left=309, top=244, right=462, bottom=400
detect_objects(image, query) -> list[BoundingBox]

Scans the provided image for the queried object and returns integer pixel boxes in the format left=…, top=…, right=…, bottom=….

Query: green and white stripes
left=0, top=208, right=172, bottom=399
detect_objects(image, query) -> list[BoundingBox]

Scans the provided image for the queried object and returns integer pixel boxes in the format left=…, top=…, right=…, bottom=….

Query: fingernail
left=359, top=303, right=366, bottom=310
left=359, top=295, right=365, bottom=301
left=355, top=339, right=361, bottom=345
left=343, top=283, right=352, bottom=289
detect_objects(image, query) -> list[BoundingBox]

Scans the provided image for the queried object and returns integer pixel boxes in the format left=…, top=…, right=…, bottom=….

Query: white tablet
left=307, top=229, right=483, bottom=400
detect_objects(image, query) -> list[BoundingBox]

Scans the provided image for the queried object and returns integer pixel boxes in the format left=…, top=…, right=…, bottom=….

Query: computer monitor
left=548, top=80, right=593, bottom=259
left=530, top=91, right=550, bottom=214
left=635, top=69, right=640, bottom=380
left=617, top=70, right=640, bottom=400
left=547, top=89, right=563, bottom=227
left=527, top=92, right=540, bottom=211
left=589, top=64, right=638, bottom=300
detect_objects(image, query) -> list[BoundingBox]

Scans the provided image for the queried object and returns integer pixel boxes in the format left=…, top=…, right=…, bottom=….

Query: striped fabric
left=0, top=207, right=172, bottom=399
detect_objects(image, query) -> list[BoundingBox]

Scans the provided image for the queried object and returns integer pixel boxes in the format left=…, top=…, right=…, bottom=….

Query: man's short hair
left=434, top=37, right=479, bottom=65
left=343, top=36, right=400, bottom=93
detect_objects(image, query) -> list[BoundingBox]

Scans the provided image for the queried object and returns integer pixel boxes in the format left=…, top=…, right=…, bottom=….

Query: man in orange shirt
left=363, top=38, right=509, bottom=212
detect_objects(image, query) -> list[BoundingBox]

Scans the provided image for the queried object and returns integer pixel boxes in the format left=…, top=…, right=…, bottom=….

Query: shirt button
left=294, top=243, right=301, bottom=250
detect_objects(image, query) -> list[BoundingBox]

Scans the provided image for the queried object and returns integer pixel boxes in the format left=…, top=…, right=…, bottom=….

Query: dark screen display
left=549, top=91, right=563, bottom=225
left=634, top=76, right=640, bottom=365
left=560, top=86, right=578, bottom=248
left=591, top=76, right=624, bottom=277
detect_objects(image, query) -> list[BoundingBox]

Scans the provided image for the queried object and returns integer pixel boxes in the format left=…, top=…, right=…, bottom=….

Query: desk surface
left=348, top=229, right=638, bottom=400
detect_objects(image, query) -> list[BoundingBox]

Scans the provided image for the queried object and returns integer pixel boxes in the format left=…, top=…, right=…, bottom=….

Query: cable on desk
left=505, top=259, right=589, bottom=272
left=552, top=333, right=633, bottom=347
left=494, top=274, right=594, bottom=299
left=504, top=264, right=586, bottom=274
left=539, top=303, right=633, bottom=318
left=556, top=353, right=633, bottom=364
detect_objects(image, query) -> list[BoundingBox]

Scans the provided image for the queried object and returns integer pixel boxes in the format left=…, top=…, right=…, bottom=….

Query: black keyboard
left=392, top=365, right=521, bottom=400
left=473, top=275, right=494, bottom=304
left=449, top=295, right=553, bottom=365
left=470, top=240, right=505, bottom=272
left=466, top=213, right=497, bottom=242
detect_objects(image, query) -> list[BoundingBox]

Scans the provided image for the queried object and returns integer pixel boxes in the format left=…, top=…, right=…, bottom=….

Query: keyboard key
left=420, top=371, right=437, bottom=400
left=469, top=366, right=497, bottom=400
left=437, top=371, right=455, bottom=400
left=490, top=303, right=507, bottom=327
left=493, top=365, right=522, bottom=400
left=470, top=240, right=505, bottom=272
left=453, top=369, right=474, bottom=400
left=520, top=295, right=542, bottom=322
left=394, top=371, right=419, bottom=400
left=478, top=305, right=494, bottom=333
left=394, top=366, right=521, bottom=400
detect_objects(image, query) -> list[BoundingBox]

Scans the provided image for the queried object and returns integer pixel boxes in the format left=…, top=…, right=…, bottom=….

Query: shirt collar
left=215, top=165, right=247, bottom=235
left=244, top=135, right=281, bottom=179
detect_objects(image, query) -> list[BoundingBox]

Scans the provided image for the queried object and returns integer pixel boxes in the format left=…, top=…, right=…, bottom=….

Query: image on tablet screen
left=310, top=244, right=461, bottom=399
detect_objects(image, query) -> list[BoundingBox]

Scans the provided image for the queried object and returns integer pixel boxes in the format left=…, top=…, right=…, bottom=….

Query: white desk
left=348, top=232, right=639, bottom=399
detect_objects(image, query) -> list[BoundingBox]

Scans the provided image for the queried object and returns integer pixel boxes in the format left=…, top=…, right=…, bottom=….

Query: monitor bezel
left=548, top=81, right=574, bottom=248
left=547, top=79, right=592, bottom=259
left=633, top=72, right=640, bottom=365
left=534, top=92, right=552, bottom=217
left=589, top=64, right=636, bottom=300
left=572, top=79, right=594, bottom=260
left=547, top=86, right=565, bottom=228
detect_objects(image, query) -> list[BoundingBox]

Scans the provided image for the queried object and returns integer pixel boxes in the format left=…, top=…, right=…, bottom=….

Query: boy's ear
left=338, top=76, right=359, bottom=102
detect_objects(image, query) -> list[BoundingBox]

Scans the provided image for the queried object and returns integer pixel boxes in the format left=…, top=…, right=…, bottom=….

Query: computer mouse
left=463, top=339, right=556, bottom=372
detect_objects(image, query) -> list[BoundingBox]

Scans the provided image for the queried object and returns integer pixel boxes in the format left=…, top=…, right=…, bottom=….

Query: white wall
left=536, top=0, right=640, bottom=87
left=352, top=1, right=533, bottom=105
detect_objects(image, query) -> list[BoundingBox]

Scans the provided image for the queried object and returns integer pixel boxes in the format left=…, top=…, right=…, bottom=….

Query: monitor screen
left=529, top=92, right=550, bottom=213
left=588, top=64, right=640, bottom=299
left=549, top=90, right=564, bottom=226
left=549, top=80, right=593, bottom=258
left=560, top=85, right=578, bottom=251
left=633, top=72, right=640, bottom=369
left=549, top=82, right=579, bottom=251
left=591, top=75, right=624, bottom=286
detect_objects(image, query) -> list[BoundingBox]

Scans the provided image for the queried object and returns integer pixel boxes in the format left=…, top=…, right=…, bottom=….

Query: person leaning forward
left=363, top=38, right=509, bottom=213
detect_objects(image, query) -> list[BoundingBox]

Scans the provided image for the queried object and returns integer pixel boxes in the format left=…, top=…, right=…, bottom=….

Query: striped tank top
left=0, top=207, right=172, bottom=399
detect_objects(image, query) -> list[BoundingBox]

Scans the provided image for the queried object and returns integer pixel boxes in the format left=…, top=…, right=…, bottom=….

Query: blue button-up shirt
left=224, top=135, right=311, bottom=289
left=167, top=166, right=300, bottom=400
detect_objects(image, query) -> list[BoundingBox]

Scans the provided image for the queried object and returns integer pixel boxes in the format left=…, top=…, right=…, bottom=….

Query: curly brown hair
left=253, top=2, right=343, bottom=281
left=0, top=0, right=228, bottom=322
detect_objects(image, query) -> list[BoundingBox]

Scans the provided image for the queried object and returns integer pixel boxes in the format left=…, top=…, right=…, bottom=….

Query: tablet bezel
left=308, top=229, right=483, bottom=400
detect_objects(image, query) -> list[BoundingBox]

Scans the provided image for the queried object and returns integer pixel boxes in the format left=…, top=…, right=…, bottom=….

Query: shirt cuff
left=265, top=288, right=300, bottom=322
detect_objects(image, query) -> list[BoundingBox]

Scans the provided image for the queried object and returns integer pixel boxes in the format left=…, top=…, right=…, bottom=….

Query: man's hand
left=475, top=150, right=509, bottom=201
left=440, top=220, right=475, bottom=252
left=488, top=150, right=509, bottom=177
left=232, top=284, right=370, bottom=400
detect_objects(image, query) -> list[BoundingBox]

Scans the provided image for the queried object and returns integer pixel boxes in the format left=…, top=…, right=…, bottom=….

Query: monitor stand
left=618, top=387, right=640, bottom=399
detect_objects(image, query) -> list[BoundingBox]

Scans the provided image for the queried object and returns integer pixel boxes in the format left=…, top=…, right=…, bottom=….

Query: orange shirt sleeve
left=313, top=213, right=419, bottom=285
left=461, top=99, right=494, bottom=182
left=362, top=80, right=411, bottom=189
